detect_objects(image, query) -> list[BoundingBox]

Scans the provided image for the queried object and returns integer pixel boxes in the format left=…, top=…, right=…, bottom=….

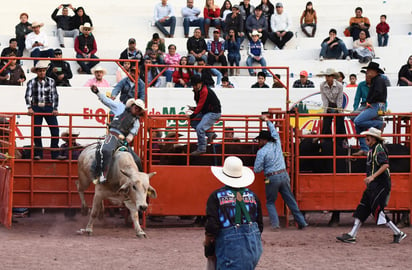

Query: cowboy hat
left=31, top=21, right=44, bottom=28
left=92, top=66, right=106, bottom=75
left=126, top=98, right=147, bottom=111
left=61, top=129, right=80, bottom=138
left=360, top=127, right=385, bottom=141
left=80, top=22, right=93, bottom=32
left=317, top=68, right=337, bottom=77
left=31, top=60, right=50, bottom=72
left=254, top=130, right=275, bottom=142
left=165, top=132, right=183, bottom=138
left=211, top=156, right=255, bottom=188
left=361, top=61, right=384, bottom=74
left=249, top=30, right=262, bottom=38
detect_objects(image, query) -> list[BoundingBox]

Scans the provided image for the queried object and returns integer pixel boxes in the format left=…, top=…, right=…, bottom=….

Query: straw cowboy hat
left=165, top=132, right=183, bottom=138
left=80, top=22, right=93, bottom=32
left=31, top=60, right=50, bottom=73
left=317, top=68, right=337, bottom=77
left=249, top=30, right=262, bottom=38
left=92, top=66, right=106, bottom=75
left=31, top=21, right=44, bottom=28
left=211, top=156, right=255, bottom=188
left=360, top=127, right=385, bottom=141
left=61, top=129, right=80, bottom=138
left=361, top=61, right=385, bottom=74
left=126, top=98, right=147, bottom=111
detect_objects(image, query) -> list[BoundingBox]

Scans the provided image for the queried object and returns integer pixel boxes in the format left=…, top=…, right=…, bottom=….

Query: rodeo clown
left=90, top=85, right=146, bottom=183
left=337, top=127, right=407, bottom=244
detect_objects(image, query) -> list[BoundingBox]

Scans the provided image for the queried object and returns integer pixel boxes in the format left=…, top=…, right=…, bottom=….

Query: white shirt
left=181, top=5, right=202, bottom=21
left=154, top=2, right=175, bottom=21
left=270, top=11, right=291, bottom=32
left=25, top=32, right=49, bottom=52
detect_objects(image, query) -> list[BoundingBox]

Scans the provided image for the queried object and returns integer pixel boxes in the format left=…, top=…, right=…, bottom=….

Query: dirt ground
left=0, top=210, right=411, bottom=270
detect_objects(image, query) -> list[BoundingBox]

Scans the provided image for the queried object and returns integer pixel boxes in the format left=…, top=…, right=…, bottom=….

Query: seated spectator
left=239, top=0, right=255, bottom=30
left=145, top=43, right=165, bottom=64
left=300, top=1, right=317, bottom=37
left=57, top=129, right=82, bottom=160
left=0, top=52, right=26, bottom=85
left=251, top=71, right=269, bottom=88
left=51, top=4, right=79, bottom=48
left=164, top=44, right=181, bottom=83
left=1, top=38, right=19, bottom=65
left=182, top=0, right=205, bottom=38
left=220, top=76, right=234, bottom=88
left=224, top=4, right=245, bottom=45
left=15, top=13, right=32, bottom=57
left=347, top=74, right=358, bottom=87
left=116, top=61, right=132, bottom=83
left=75, top=23, right=99, bottom=74
left=154, top=0, right=176, bottom=38
left=207, top=29, right=228, bottom=76
left=220, top=0, right=233, bottom=30
left=397, top=55, right=412, bottom=86
left=225, top=28, right=241, bottom=76
left=353, top=30, right=374, bottom=63
left=195, top=58, right=222, bottom=87
left=376, top=14, right=390, bottom=47
left=120, top=38, right=144, bottom=63
left=204, top=0, right=221, bottom=38
left=319, top=28, right=350, bottom=61
left=246, top=30, right=269, bottom=77
left=25, top=21, right=54, bottom=65
left=172, top=56, right=193, bottom=88
left=293, top=71, right=314, bottom=88
left=111, top=64, right=145, bottom=103
left=349, top=7, right=370, bottom=40
left=245, top=6, right=268, bottom=45
left=84, top=66, right=110, bottom=87
left=336, top=71, right=347, bottom=87
left=272, top=74, right=283, bottom=88
left=187, top=28, right=208, bottom=64
left=46, top=49, right=72, bottom=87
left=268, top=2, right=293, bottom=49
left=256, top=0, right=274, bottom=31
left=140, top=56, right=161, bottom=88
left=71, top=7, right=93, bottom=31
left=146, top=33, right=166, bottom=53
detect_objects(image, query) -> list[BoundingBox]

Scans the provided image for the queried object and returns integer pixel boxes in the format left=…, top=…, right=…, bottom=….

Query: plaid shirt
left=25, top=76, right=59, bottom=110
left=293, top=79, right=315, bottom=88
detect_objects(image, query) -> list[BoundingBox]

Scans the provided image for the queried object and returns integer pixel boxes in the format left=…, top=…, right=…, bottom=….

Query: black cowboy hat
left=255, top=130, right=275, bottom=142
left=361, top=61, right=384, bottom=74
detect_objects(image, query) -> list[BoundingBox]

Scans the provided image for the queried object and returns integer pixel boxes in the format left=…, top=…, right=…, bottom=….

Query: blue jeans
left=183, top=18, right=205, bottom=36
left=265, top=171, right=307, bottom=228
left=246, top=56, right=268, bottom=76
left=211, top=68, right=222, bottom=85
left=155, top=16, right=176, bottom=37
left=190, top=112, right=221, bottom=151
left=228, top=53, right=241, bottom=66
left=354, top=103, right=385, bottom=151
left=32, top=105, right=59, bottom=159
left=320, top=40, right=349, bottom=59
left=76, top=53, right=99, bottom=74
left=377, top=33, right=389, bottom=47
left=215, top=223, right=262, bottom=270
left=164, top=69, right=174, bottom=82
left=188, top=54, right=207, bottom=65
left=30, top=48, right=55, bottom=65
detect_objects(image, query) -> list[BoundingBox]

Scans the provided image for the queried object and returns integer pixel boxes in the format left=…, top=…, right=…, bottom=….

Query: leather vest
left=109, top=108, right=138, bottom=136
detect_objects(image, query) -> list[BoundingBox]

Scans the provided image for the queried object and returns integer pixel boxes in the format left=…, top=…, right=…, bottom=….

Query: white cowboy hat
left=31, top=60, right=50, bottom=73
left=92, top=66, right=106, bottom=75
left=317, top=68, right=337, bottom=77
left=249, top=30, right=262, bottom=38
left=31, top=21, right=44, bottom=28
left=211, top=156, right=255, bottom=188
left=360, top=127, right=385, bottom=141
left=126, top=98, right=147, bottom=111
left=80, top=22, right=93, bottom=32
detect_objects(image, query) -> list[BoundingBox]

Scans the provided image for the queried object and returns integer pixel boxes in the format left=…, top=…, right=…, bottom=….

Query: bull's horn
left=117, top=182, right=130, bottom=194
left=148, top=172, right=157, bottom=179
left=120, top=169, right=131, bottom=178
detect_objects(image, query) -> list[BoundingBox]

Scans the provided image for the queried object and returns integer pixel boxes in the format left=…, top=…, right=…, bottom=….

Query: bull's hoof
left=136, top=231, right=147, bottom=238
left=86, top=228, right=93, bottom=236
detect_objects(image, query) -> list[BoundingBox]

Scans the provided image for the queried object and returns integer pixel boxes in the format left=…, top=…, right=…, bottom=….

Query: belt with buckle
left=32, top=102, right=53, bottom=107
left=265, top=169, right=287, bottom=177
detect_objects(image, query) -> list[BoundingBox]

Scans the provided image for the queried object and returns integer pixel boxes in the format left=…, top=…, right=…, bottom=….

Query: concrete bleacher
left=0, top=0, right=411, bottom=88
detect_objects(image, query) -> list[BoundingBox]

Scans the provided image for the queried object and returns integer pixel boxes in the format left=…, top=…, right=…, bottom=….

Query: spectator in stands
left=75, top=23, right=99, bottom=74
left=353, top=30, right=375, bottom=64
left=46, top=48, right=72, bottom=87
left=0, top=52, right=26, bottom=86
left=195, top=58, right=216, bottom=87
left=207, top=29, right=228, bottom=76
left=300, top=1, right=317, bottom=37
left=204, top=0, right=221, bottom=38
left=15, top=13, right=32, bottom=57
left=376, top=15, right=390, bottom=47
left=319, top=28, right=350, bottom=61
left=219, top=76, right=234, bottom=88
left=146, top=33, right=166, bottom=53
left=224, top=4, right=244, bottom=45
left=25, top=21, right=54, bottom=65
left=246, top=30, right=269, bottom=77
left=25, top=61, right=60, bottom=160
left=353, top=62, right=387, bottom=156
left=116, top=61, right=133, bottom=83
left=272, top=74, right=283, bottom=88
left=1, top=38, right=19, bottom=65
left=120, top=38, right=144, bottom=64
left=145, top=43, right=165, bottom=64
left=140, top=56, right=161, bottom=88
left=349, top=7, right=370, bottom=40
left=397, top=55, right=412, bottom=86
left=251, top=71, right=269, bottom=88
left=220, top=0, right=233, bottom=30
left=71, top=7, right=93, bottom=31
left=293, top=70, right=314, bottom=88
left=187, top=74, right=221, bottom=155
left=239, top=0, right=255, bottom=30
left=256, top=0, right=274, bottom=31
left=111, top=64, right=145, bottom=103
left=245, top=6, right=268, bottom=45
left=58, top=129, right=82, bottom=160
left=347, top=74, right=358, bottom=87
left=154, top=0, right=176, bottom=38
left=268, top=2, right=293, bottom=49
left=172, top=56, right=193, bottom=88
left=164, top=44, right=181, bottom=83
left=336, top=71, right=346, bottom=87
left=84, top=66, right=110, bottom=87
left=187, top=28, right=208, bottom=64
left=225, top=28, right=241, bottom=76
left=51, top=4, right=79, bottom=48
left=182, top=0, right=205, bottom=38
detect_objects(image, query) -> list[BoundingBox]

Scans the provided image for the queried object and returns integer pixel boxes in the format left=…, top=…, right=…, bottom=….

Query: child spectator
left=220, top=76, right=234, bottom=88
left=146, top=33, right=166, bottom=53
left=246, top=30, right=269, bottom=76
left=172, top=56, right=193, bottom=88
left=376, top=14, right=390, bottom=47
left=272, top=74, right=284, bottom=88
left=146, top=43, right=164, bottom=64
left=347, top=74, right=358, bottom=87
left=225, top=28, right=241, bottom=76
left=251, top=71, right=269, bottom=88
left=300, top=1, right=317, bottom=37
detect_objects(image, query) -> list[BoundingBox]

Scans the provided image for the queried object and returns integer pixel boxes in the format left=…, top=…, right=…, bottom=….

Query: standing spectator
left=25, top=61, right=60, bottom=160
left=204, top=156, right=263, bottom=269
left=225, top=28, right=241, bottom=76
left=83, top=66, right=110, bottom=87
left=25, top=21, right=54, bottom=65
left=46, top=48, right=73, bottom=87
left=256, top=0, right=274, bottom=30
left=268, top=2, right=293, bottom=50
left=245, top=6, right=268, bottom=45
left=119, top=38, right=144, bottom=63
left=397, top=55, right=412, bottom=86
left=254, top=115, right=308, bottom=230
left=0, top=52, right=26, bottom=86
left=172, top=56, right=193, bottom=88
left=376, top=15, right=390, bottom=47
left=1, top=38, right=19, bottom=65
left=353, top=62, right=387, bottom=156
left=71, top=7, right=93, bottom=31
left=239, top=0, right=255, bottom=29
left=347, top=74, right=358, bottom=87
left=293, top=70, right=314, bottom=88
left=15, top=13, right=32, bottom=57
left=154, top=0, right=176, bottom=38
left=146, top=33, right=166, bottom=53
left=164, top=44, right=181, bottom=83
left=349, top=7, right=370, bottom=40
left=224, top=4, right=244, bottom=45
left=319, top=28, right=350, bottom=61
left=111, top=65, right=145, bottom=103
left=182, top=0, right=205, bottom=38
left=204, top=0, right=221, bottom=38
left=51, top=4, right=79, bottom=48
left=246, top=30, right=269, bottom=76
left=353, top=30, right=375, bottom=63
left=251, top=71, right=269, bottom=88
left=187, top=75, right=221, bottom=156
left=74, top=23, right=99, bottom=74
left=207, top=29, right=228, bottom=76
left=58, top=130, right=82, bottom=160
left=337, top=127, right=407, bottom=244
left=300, top=1, right=317, bottom=37
left=187, top=28, right=208, bottom=64
left=220, top=0, right=233, bottom=30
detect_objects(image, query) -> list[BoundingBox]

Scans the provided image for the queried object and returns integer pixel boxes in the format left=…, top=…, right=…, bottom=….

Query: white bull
left=76, top=144, right=157, bottom=238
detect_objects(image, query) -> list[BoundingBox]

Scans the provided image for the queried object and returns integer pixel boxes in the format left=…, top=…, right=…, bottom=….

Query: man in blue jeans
left=154, top=0, right=176, bottom=38
left=181, top=0, right=205, bottom=38
left=254, top=115, right=308, bottom=230
left=319, top=28, right=351, bottom=61
left=188, top=75, right=221, bottom=156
